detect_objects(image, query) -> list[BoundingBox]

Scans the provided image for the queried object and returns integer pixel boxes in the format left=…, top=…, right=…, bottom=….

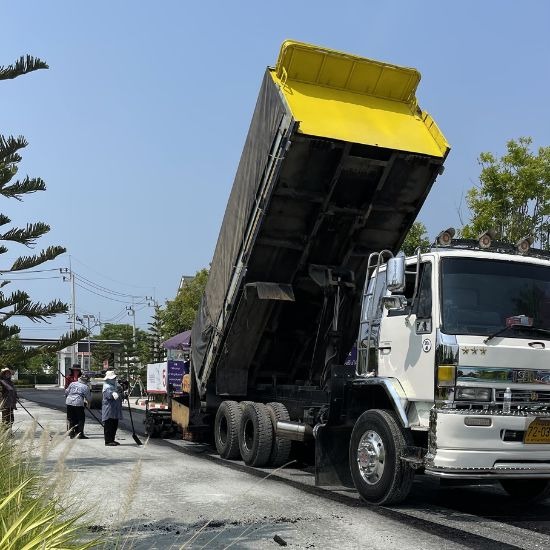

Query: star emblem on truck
left=461, top=347, right=487, bottom=355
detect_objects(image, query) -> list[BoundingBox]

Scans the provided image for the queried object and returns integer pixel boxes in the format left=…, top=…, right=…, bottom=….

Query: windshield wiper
left=484, top=325, right=550, bottom=344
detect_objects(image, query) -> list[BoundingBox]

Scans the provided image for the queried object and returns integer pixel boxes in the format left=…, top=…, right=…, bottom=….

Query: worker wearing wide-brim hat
left=101, top=371, right=123, bottom=446
left=0, top=368, right=18, bottom=431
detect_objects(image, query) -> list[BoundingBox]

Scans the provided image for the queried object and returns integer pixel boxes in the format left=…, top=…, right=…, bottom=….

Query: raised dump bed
left=191, top=41, right=449, bottom=400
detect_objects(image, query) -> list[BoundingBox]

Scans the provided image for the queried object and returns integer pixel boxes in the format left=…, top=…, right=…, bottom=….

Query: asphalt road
left=17, top=388, right=550, bottom=549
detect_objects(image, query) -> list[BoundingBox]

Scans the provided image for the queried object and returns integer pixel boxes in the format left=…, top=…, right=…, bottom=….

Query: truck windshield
left=441, top=257, right=550, bottom=338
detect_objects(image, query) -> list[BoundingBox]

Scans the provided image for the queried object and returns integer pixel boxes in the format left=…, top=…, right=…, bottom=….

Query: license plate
left=524, top=418, right=550, bottom=444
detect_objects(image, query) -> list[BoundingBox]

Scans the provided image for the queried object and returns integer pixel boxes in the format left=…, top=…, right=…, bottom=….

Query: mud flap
left=314, top=424, right=354, bottom=488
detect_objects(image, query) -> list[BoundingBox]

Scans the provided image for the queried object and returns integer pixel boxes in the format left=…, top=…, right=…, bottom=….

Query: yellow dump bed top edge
left=272, top=40, right=450, bottom=158
left=275, top=40, right=421, bottom=105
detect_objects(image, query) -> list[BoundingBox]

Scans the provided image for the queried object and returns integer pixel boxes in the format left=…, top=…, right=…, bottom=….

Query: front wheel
left=349, top=409, right=414, bottom=505
left=500, top=479, right=550, bottom=503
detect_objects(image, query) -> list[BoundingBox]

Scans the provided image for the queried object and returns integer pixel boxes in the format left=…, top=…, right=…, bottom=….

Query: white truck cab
left=353, top=232, right=550, bottom=503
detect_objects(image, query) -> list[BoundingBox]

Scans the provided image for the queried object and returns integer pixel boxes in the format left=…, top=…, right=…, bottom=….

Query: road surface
left=15, top=388, right=550, bottom=549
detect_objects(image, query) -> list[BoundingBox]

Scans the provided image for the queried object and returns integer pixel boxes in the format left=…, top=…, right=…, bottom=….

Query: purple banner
left=167, top=360, right=187, bottom=389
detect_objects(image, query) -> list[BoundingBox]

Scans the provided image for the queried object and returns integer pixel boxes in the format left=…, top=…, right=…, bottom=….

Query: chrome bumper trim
left=425, top=466, right=550, bottom=479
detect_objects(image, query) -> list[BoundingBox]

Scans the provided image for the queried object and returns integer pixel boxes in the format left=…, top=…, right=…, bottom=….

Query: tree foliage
left=401, top=221, right=430, bottom=256
left=90, top=339, right=114, bottom=371
left=462, top=137, right=550, bottom=248
left=0, top=56, right=86, bottom=356
left=0, top=336, right=26, bottom=371
left=159, top=269, right=208, bottom=339
left=93, top=323, right=150, bottom=375
left=148, top=305, right=164, bottom=363
left=25, top=350, right=57, bottom=374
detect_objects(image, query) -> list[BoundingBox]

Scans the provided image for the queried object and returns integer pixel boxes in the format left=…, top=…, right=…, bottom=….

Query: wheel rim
left=357, top=430, right=385, bottom=485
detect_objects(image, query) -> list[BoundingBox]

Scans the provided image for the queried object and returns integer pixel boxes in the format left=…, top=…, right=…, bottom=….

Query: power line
left=74, top=281, right=147, bottom=305
left=70, top=256, right=156, bottom=290
left=103, top=309, right=129, bottom=324
left=0, top=276, right=63, bottom=281
left=73, top=272, right=146, bottom=299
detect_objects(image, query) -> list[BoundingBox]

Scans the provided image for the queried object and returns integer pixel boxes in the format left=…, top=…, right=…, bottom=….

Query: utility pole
left=126, top=305, right=136, bottom=382
left=60, top=264, right=77, bottom=370
left=82, top=314, right=95, bottom=371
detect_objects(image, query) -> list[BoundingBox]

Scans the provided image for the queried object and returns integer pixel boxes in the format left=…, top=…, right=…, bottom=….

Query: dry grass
left=0, top=422, right=98, bottom=549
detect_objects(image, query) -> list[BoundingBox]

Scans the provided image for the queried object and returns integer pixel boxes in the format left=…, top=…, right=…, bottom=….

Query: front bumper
left=425, top=408, right=550, bottom=479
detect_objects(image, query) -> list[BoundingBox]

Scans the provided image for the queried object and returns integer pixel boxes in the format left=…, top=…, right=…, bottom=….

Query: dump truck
left=180, top=40, right=449, bottom=502
left=179, top=41, right=550, bottom=505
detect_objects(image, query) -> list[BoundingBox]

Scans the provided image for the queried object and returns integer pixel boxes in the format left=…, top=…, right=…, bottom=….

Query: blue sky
left=1, top=1, right=549, bottom=338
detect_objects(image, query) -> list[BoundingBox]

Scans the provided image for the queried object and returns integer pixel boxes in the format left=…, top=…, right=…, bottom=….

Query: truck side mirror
left=386, top=254, right=405, bottom=292
left=382, top=295, right=408, bottom=310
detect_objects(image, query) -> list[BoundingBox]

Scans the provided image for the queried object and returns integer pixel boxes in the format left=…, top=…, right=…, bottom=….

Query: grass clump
left=0, top=425, right=97, bottom=549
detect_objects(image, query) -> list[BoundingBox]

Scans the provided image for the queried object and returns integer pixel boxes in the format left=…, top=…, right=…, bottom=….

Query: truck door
left=377, top=261, right=435, bottom=401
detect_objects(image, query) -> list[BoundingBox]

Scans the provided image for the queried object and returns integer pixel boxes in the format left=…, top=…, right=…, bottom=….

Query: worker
left=0, top=368, right=17, bottom=431
left=65, top=373, right=91, bottom=439
left=102, top=370, right=123, bottom=446
left=64, top=366, right=82, bottom=389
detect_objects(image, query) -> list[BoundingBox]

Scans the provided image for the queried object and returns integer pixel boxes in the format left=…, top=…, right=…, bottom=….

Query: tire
left=214, top=401, right=242, bottom=459
left=349, top=409, right=414, bottom=505
left=500, top=479, right=550, bottom=503
left=266, top=402, right=292, bottom=468
left=144, top=415, right=160, bottom=438
left=238, top=402, right=273, bottom=467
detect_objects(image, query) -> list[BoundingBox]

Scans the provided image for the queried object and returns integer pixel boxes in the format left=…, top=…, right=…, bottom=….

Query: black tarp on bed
left=190, top=71, right=289, bottom=383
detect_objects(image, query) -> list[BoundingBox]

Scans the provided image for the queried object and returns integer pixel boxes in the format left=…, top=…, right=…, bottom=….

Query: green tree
left=90, top=339, right=114, bottom=370
left=462, top=137, right=550, bottom=249
left=94, top=323, right=149, bottom=376
left=159, top=268, right=208, bottom=339
left=148, top=305, right=164, bottom=363
left=402, top=221, right=430, bottom=256
left=0, top=55, right=86, bottom=352
left=0, top=336, right=26, bottom=371
left=25, top=350, right=57, bottom=375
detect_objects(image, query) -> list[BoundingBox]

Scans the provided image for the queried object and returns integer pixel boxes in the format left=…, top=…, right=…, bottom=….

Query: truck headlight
left=455, top=387, right=492, bottom=401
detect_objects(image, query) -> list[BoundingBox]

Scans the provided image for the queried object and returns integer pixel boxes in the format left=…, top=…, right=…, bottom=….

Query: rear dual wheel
left=215, top=400, right=291, bottom=468
left=214, top=400, right=242, bottom=459
left=266, top=402, right=292, bottom=468
left=239, top=402, right=273, bottom=466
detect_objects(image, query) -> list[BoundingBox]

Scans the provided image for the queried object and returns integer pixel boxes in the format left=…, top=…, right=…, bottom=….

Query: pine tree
left=148, top=305, right=164, bottom=363
left=0, top=55, right=86, bottom=354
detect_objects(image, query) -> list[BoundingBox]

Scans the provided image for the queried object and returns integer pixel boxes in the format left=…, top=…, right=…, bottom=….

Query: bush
left=0, top=426, right=97, bottom=549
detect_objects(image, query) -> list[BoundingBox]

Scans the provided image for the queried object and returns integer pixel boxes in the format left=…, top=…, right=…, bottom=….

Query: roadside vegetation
left=407, top=137, right=550, bottom=253
left=0, top=426, right=96, bottom=549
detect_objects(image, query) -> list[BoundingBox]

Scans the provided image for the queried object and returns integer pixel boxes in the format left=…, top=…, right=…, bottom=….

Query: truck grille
left=495, top=389, right=550, bottom=404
